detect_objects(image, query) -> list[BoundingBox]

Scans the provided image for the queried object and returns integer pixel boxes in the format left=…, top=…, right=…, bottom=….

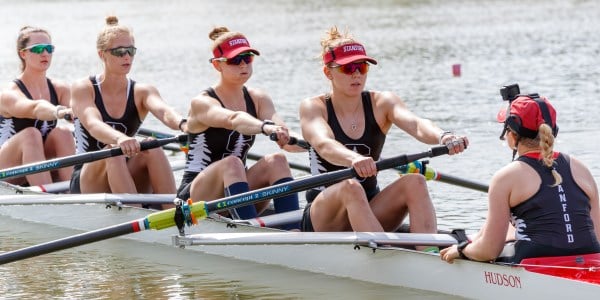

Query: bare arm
left=378, top=91, right=469, bottom=152
left=251, top=87, right=304, bottom=152
left=0, top=90, right=66, bottom=120
left=137, top=83, right=185, bottom=131
left=300, top=95, right=375, bottom=178
left=187, top=89, right=293, bottom=140
left=441, top=165, right=515, bottom=263
left=463, top=167, right=513, bottom=261
left=70, top=78, right=130, bottom=145
left=187, top=93, right=264, bottom=136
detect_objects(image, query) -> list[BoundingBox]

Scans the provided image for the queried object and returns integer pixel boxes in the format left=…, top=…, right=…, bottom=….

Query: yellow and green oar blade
left=396, top=162, right=489, bottom=193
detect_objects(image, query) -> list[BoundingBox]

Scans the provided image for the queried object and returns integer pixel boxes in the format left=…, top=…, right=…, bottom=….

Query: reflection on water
left=0, top=0, right=599, bottom=298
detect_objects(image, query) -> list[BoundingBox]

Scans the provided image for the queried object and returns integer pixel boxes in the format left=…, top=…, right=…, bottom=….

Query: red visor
left=212, top=36, right=260, bottom=59
left=322, top=42, right=377, bottom=65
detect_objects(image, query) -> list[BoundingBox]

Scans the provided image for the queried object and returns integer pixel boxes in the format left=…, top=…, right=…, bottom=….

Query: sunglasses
left=212, top=53, right=255, bottom=65
left=107, top=46, right=137, bottom=57
left=22, top=44, right=55, bottom=54
left=332, top=62, right=370, bottom=75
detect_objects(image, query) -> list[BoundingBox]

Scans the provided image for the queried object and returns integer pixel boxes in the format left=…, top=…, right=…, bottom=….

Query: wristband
left=439, top=130, right=454, bottom=144
left=54, top=105, right=66, bottom=120
left=261, top=120, right=275, bottom=135
left=457, top=240, right=471, bottom=260
left=178, top=118, right=188, bottom=131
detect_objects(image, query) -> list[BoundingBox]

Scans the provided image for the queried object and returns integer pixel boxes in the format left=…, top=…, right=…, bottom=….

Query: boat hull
left=1, top=202, right=599, bottom=299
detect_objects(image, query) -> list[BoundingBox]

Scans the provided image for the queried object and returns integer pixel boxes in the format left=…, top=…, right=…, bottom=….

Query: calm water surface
left=0, top=0, right=599, bottom=298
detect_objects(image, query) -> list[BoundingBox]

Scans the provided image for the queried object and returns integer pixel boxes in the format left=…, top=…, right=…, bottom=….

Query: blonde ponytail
left=539, top=124, right=562, bottom=186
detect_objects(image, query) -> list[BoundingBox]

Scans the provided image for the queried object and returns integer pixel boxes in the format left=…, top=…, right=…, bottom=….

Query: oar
left=173, top=231, right=459, bottom=247
left=269, top=133, right=311, bottom=150
left=246, top=153, right=310, bottom=173
left=396, top=161, right=489, bottom=193
left=0, top=145, right=449, bottom=265
left=138, top=127, right=311, bottom=150
left=0, top=193, right=175, bottom=205
left=0, top=135, right=187, bottom=181
left=138, top=127, right=312, bottom=173
left=137, top=127, right=178, bottom=139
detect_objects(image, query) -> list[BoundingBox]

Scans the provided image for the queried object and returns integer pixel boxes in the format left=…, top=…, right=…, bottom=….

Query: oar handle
left=376, top=146, right=449, bottom=171
left=269, top=133, right=311, bottom=150
left=139, top=134, right=187, bottom=151
left=104, top=135, right=187, bottom=157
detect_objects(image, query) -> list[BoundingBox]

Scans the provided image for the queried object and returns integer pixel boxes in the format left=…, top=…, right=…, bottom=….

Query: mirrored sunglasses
left=212, top=52, right=255, bottom=65
left=332, top=62, right=370, bottom=75
left=22, top=44, right=55, bottom=54
left=107, top=46, right=137, bottom=57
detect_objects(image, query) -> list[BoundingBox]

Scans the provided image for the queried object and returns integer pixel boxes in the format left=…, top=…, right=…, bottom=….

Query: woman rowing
left=441, top=86, right=600, bottom=263
left=70, top=16, right=186, bottom=196
left=176, top=27, right=304, bottom=230
left=299, top=27, right=468, bottom=251
left=0, top=26, right=75, bottom=187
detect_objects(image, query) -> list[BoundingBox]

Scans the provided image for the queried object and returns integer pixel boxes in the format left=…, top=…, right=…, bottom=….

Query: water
left=0, top=0, right=599, bottom=298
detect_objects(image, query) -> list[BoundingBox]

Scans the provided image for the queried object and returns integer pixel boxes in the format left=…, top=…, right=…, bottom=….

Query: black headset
left=502, top=93, right=559, bottom=139
left=499, top=84, right=558, bottom=141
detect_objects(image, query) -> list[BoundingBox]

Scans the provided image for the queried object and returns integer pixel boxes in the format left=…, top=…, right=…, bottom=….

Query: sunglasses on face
left=107, top=46, right=137, bottom=57
left=213, top=53, right=255, bottom=65
left=22, top=44, right=55, bottom=54
left=332, top=62, right=370, bottom=75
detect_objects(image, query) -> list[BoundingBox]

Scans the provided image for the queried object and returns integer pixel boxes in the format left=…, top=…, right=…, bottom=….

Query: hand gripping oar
left=0, top=145, right=448, bottom=265
left=269, top=133, right=311, bottom=150
left=396, top=160, right=489, bottom=193
left=0, top=135, right=187, bottom=181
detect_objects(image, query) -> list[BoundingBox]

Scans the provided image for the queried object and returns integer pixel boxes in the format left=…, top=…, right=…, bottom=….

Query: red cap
left=322, top=42, right=377, bottom=65
left=212, top=36, right=260, bottom=59
left=497, top=95, right=557, bottom=136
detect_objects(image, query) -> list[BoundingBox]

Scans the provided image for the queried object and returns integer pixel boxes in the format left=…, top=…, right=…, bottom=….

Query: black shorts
left=69, top=164, right=82, bottom=194
left=176, top=171, right=199, bottom=200
left=301, top=186, right=380, bottom=232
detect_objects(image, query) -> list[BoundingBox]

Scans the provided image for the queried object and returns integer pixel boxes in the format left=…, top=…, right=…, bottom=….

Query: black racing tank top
left=181, top=87, right=257, bottom=185
left=0, top=78, right=59, bottom=146
left=73, top=76, right=141, bottom=153
left=308, top=91, right=385, bottom=196
left=511, top=153, right=600, bottom=254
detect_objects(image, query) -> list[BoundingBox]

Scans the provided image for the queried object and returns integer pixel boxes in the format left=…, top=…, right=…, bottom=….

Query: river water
left=0, top=0, right=598, bottom=298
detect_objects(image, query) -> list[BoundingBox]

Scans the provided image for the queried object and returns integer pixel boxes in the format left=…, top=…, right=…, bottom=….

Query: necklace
left=348, top=101, right=362, bottom=131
